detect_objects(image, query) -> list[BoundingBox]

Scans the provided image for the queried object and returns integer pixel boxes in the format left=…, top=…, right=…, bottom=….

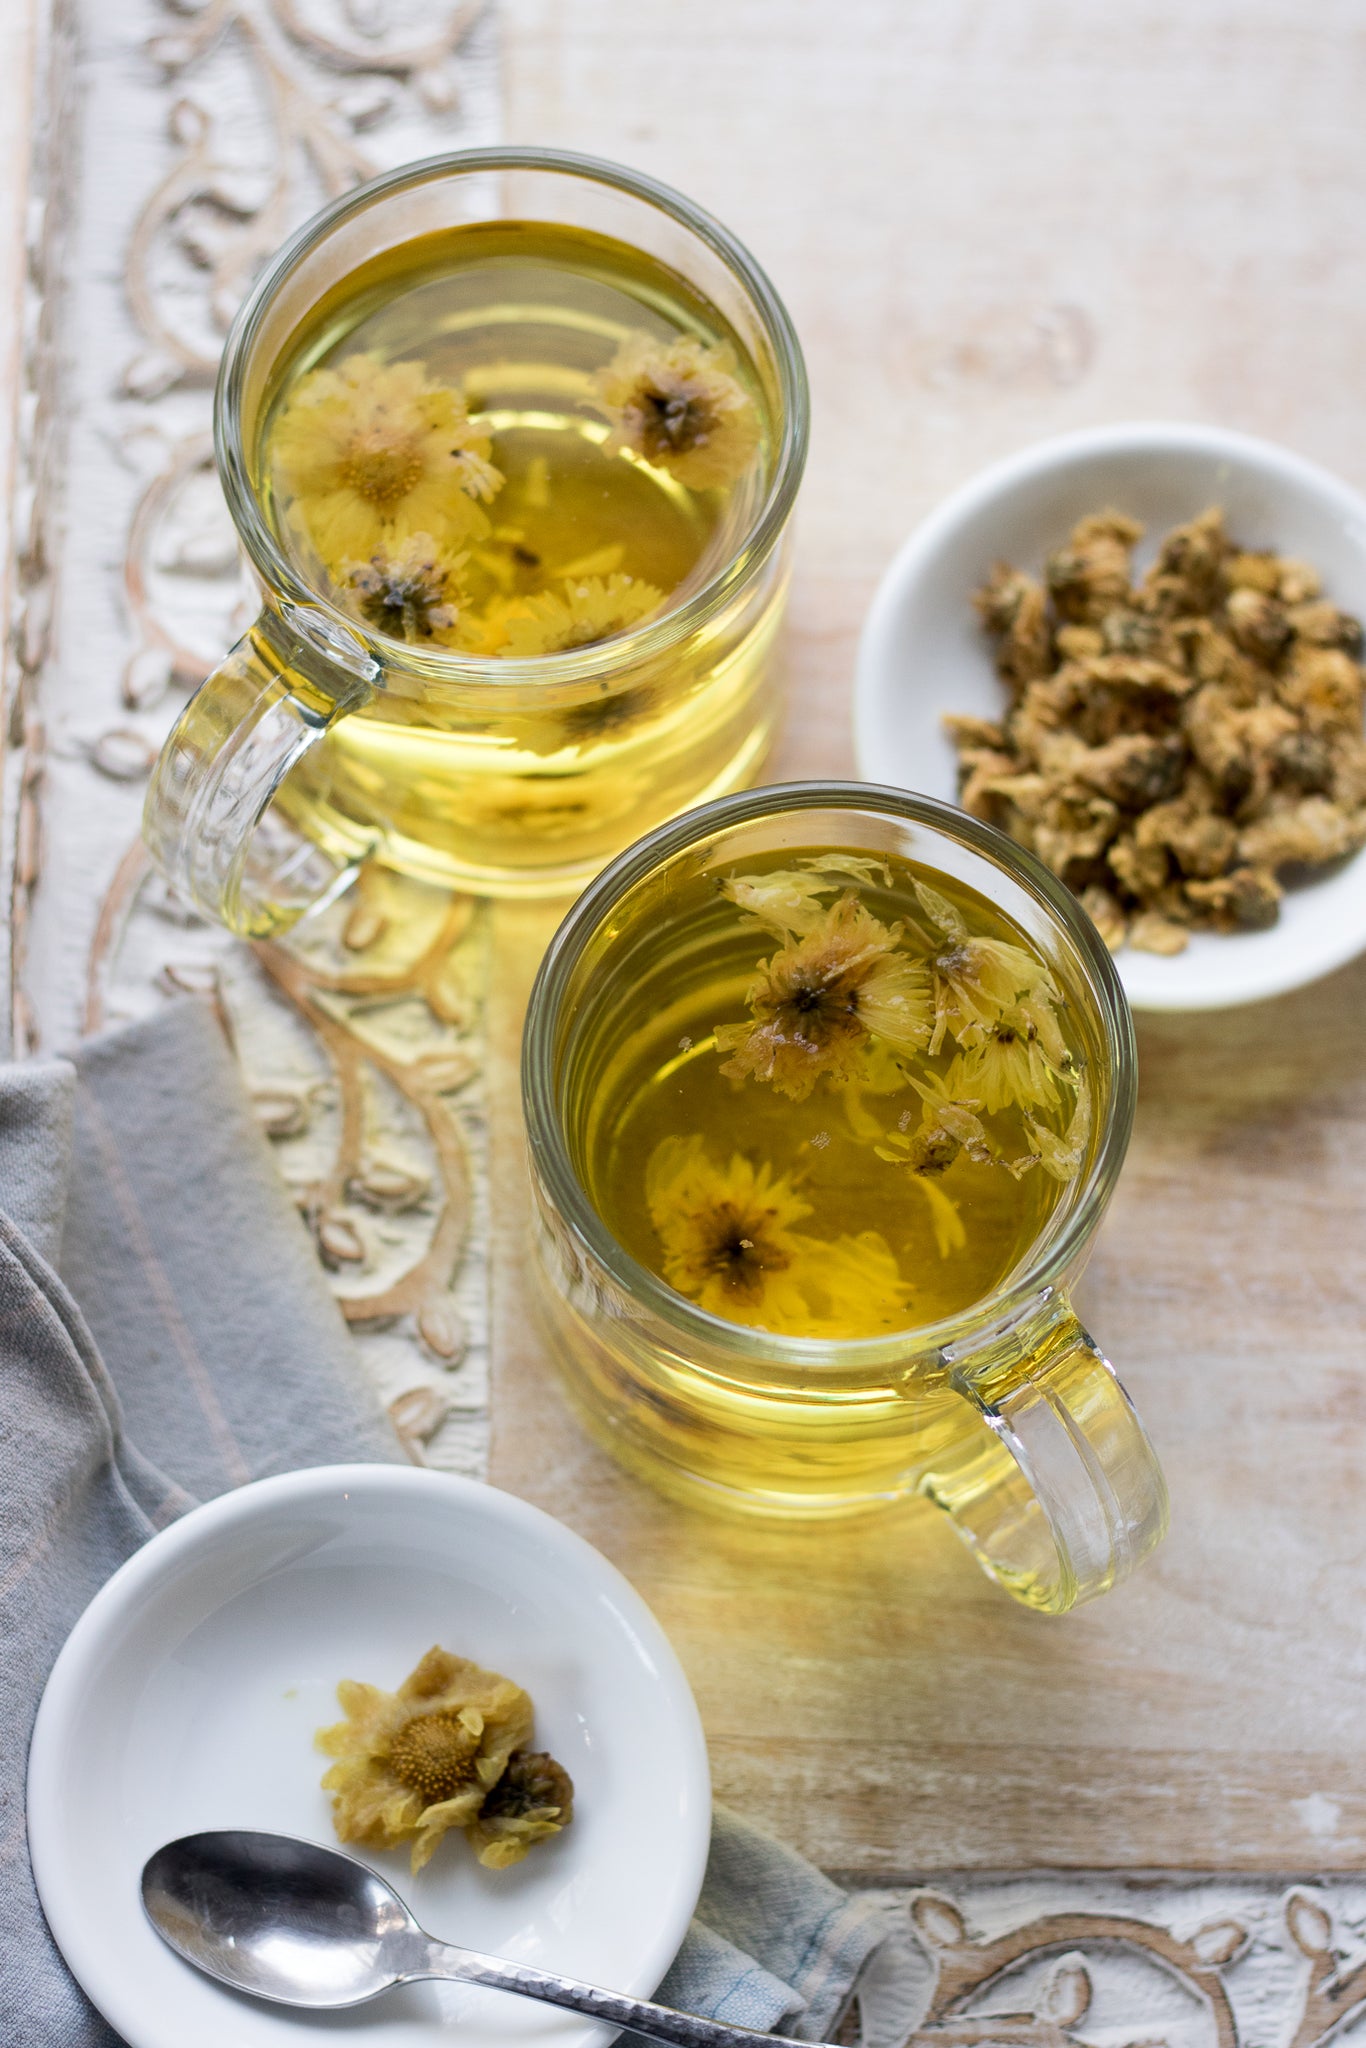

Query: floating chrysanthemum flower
left=644, top=1135, right=910, bottom=1335
left=720, top=868, right=836, bottom=939
left=876, top=1120, right=968, bottom=1259
left=646, top=1134, right=813, bottom=1326
left=592, top=333, right=759, bottom=489
left=1026, top=1071, right=1093, bottom=1182
left=466, top=1752, right=576, bottom=1871
left=914, top=880, right=1061, bottom=1054
left=271, top=353, right=503, bottom=564
left=716, top=892, right=932, bottom=1101
left=945, top=1005, right=1062, bottom=1113
left=720, top=859, right=896, bottom=942
left=490, top=572, right=664, bottom=658
left=316, top=1645, right=532, bottom=1874
left=813, top=1230, right=913, bottom=1332
left=340, top=533, right=471, bottom=644
left=875, top=1072, right=1030, bottom=1258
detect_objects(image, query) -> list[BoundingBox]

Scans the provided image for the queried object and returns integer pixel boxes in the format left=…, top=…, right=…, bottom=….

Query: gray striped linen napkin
left=3, top=997, right=907, bottom=2047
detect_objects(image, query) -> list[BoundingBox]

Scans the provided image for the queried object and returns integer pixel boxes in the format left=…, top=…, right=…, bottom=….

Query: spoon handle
left=414, top=1937, right=841, bottom=2048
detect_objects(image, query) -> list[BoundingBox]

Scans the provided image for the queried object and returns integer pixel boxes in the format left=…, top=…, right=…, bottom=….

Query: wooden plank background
left=487, top=1, right=1366, bottom=1873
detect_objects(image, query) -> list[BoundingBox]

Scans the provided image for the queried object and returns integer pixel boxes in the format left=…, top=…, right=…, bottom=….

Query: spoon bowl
left=142, top=1830, right=419, bottom=2008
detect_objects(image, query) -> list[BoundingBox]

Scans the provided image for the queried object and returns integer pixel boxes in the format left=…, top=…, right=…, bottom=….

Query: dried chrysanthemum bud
left=1079, top=884, right=1127, bottom=951
left=1225, top=550, right=1282, bottom=594
left=1277, top=646, right=1366, bottom=734
left=1183, top=866, right=1282, bottom=931
left=1107, top=832, right=1170, bottom=900
left=1046, top=510, right=1142, bottom=624
left=1135, top=796, right=1237, bottom=880
left=1275, top=558, right=1322, bottom=605
left=1270, top=728, right=1334, bottom=793
left=466, top=1751, right=575, bottom=1871
left=1226, top=586, right=1292, bottom=663
left=942, top=712, right=1007, bottom=751
left=972, top=563, right=1053, bottom=689
left=1238, top=795, right=1366, bottom=870
left=1054, top=624, right=1105, bottom=660
left=1127, top=910, right=1189, bottom=955
left=1285, top=599, right=1364, bottom=652
left=1100, top=607, right=1168, bottom=657
left=1139, top=506, right=1228, bottom=616
left=1071, top=732, right=1187, bottom=810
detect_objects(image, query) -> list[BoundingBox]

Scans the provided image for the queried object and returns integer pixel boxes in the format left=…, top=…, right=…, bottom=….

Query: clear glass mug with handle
left=521, top=782, right=1169, bottom=1614
left=142, top=147, right=808, bottom=936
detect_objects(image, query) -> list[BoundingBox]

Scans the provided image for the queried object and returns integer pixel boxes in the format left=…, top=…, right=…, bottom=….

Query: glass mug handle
left=925, top=1294, right=1169, bottom=1614
left=142, top=603, right=379, bottom=937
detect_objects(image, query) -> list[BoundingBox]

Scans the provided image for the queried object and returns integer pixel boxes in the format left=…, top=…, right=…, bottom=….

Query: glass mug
left=143, top=148, right=808, bottom=935
left=522, top=783, right=1169, bottom=1613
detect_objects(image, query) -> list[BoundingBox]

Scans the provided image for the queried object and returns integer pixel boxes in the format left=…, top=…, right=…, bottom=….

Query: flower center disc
left=344, top=433, right=426, bottom=509
left=388, top=1711, right=479, bottom=1802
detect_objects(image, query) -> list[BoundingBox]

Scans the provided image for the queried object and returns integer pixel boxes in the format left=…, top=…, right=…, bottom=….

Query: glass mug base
left=521, top=782, right=1170, bottom=1614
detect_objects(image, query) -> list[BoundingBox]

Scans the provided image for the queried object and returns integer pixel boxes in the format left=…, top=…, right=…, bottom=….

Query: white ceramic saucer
left=855, top=420, right=1366, bottom=1011
left=28, top=1464, right=710, bottom=2048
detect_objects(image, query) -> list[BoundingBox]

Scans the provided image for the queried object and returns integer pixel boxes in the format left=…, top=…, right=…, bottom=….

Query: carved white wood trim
left=7, top=0, right=501, bottom=1471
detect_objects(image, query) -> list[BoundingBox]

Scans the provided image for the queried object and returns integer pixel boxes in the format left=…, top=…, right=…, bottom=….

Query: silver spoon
left=142, top=1830, right=843, bottom=2047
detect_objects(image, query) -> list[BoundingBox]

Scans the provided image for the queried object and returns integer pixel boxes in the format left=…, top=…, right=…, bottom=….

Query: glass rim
left=521, top=780, right=1139, bottom=1366
left=214, top=145, right=810, bottom=691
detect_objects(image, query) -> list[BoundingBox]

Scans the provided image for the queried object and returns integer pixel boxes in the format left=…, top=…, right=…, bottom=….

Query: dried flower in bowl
left=316, top=1645, right=573, bottom=1873
left=951, top=506, right=1366, bottom=954
left=466, top=1751, right=577, bottom=1871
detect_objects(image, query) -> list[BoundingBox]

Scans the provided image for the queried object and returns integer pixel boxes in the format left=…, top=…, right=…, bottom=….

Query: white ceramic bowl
left=27, top=1464, right=710, bottom=2048
left=855, top=421, right=1366, bottom=1011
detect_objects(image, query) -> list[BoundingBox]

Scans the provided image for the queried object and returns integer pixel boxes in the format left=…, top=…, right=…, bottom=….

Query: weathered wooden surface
left=487, top=0, right=1366, bottom=1874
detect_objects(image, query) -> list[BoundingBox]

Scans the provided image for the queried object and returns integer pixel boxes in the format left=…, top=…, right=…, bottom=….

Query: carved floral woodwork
left=9, top=0, right=500, bottom=1469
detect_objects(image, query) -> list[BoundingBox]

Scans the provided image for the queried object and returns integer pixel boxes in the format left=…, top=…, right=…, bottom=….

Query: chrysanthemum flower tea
left=578, top=850, right=1091, bottom=1340
left=248, top=218, right=786, bottom=892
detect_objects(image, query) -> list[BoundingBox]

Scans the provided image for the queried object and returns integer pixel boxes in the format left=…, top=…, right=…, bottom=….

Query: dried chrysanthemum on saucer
left=954, top=505, right=1366, bottom=953
left=592, top=333, right=760, bottom=489
left=466, top=1751, right=577, bottom=1871
left=316, top=1645, right=573, bottom=1874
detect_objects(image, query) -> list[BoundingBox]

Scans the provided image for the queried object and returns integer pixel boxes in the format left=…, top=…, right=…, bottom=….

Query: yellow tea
left=575, top=849, right=1092, bottom=1343
left=251, top=219, right=786, bottom=893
